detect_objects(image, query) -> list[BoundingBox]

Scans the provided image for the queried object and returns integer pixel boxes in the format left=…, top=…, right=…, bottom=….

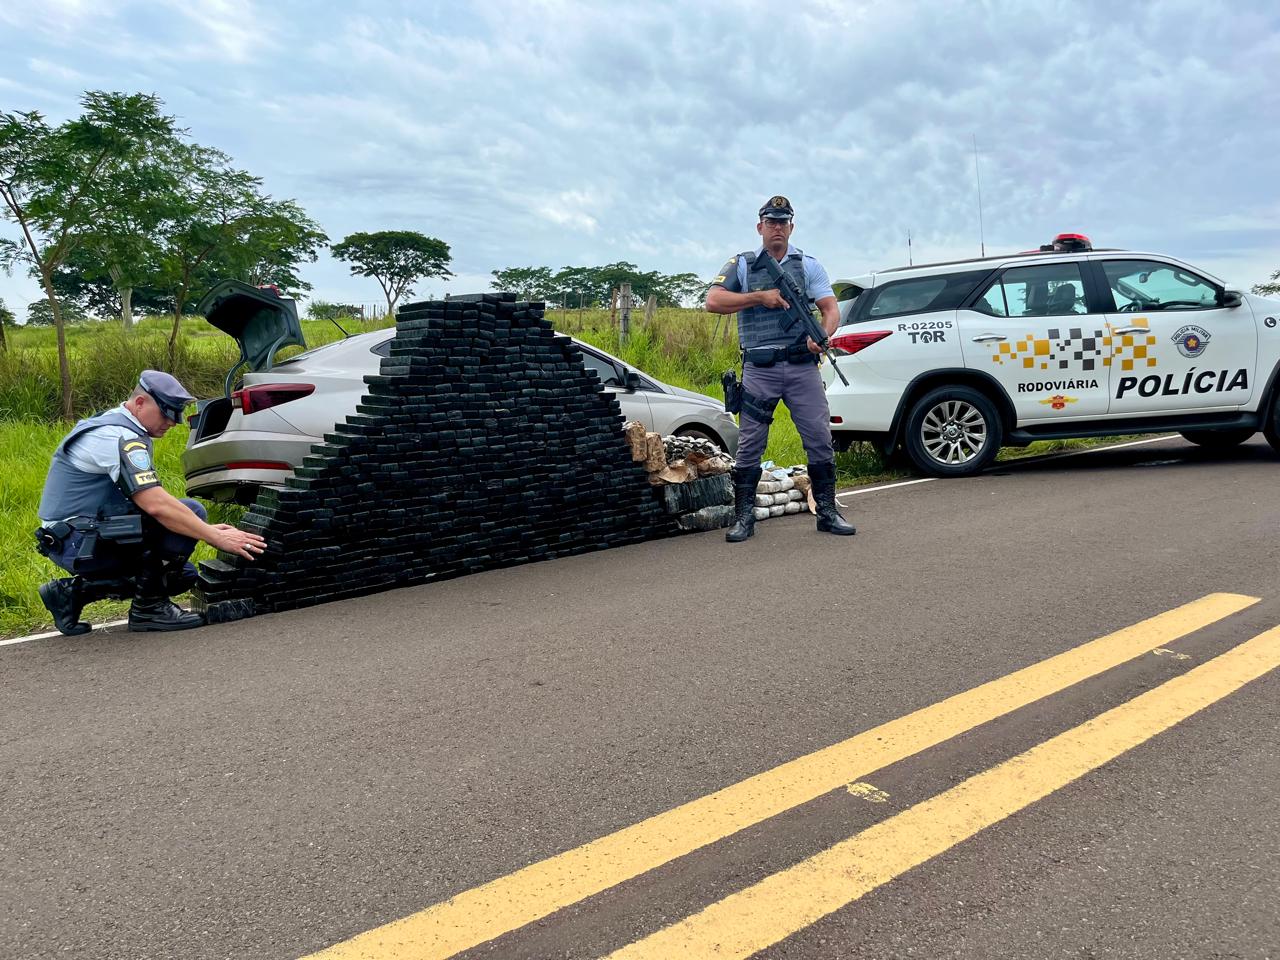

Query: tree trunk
left=0, top=317, right=7, bottom=352
left=120, top=286, right=134, bottom=330
left=39, top=268, right=74, bottom=420
left=169, top=294, right=186, bottom=370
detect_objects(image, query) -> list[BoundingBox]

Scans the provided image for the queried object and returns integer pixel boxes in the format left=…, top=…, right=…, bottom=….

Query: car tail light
left=231, top=383, right=315, bottom=414
left=829, top=330, right=892, bottom=355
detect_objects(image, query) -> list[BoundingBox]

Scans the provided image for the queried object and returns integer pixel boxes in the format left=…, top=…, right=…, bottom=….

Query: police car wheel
left=904, top=386, right=1002, bottom=478
left=1179, top=428, right=1255, bottom=450
left=1263, top=394, right=1280, bottom=456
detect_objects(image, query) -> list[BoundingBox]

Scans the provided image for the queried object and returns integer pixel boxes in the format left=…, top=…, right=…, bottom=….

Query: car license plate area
left=192, top=397, right=234, bottom=442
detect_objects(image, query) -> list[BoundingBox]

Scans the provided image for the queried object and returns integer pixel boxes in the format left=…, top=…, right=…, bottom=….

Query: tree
left=1255, top=271, right=1280, bottom=297
left=490, top=265, right=554, bottom=301
left=154, top=144, right=326, bottom=364
left=27, top=297, right=88, bottom=326
left=0, top=295, right=12, bottom=350
left=0, top=91, right=179, bottom=417
left=332, top=230, right=452, bottom=316
left=47, top=244, right=172, bottom=320
left=308, top=300, right=363, bottom=320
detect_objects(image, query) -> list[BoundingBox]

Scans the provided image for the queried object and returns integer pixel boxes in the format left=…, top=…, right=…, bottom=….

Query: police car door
left=960, top=261, right=1110, bottom=421
left=1096, top=258, right=1256, bottom=415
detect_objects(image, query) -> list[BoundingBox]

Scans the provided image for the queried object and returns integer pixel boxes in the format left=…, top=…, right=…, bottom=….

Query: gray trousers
left=736, top=359, right=835, bottom=474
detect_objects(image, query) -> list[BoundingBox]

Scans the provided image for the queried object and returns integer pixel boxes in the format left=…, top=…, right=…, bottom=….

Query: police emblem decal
left=1038, top=394, right=1078, bottom=411
left=127, top=448, right=152, bottom=470
left=1171, top=324, right=1211, bottom=358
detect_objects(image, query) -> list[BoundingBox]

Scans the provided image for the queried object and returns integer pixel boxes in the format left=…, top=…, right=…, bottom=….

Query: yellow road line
left=607, top=623, right=1280, bottom=960
left=301, top=593, right=1256, bottom=960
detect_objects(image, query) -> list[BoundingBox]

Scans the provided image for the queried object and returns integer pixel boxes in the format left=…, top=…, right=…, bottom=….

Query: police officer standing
left=35, top=370, right=267, bottom=635
left=705, top=196, right=855, bottom=542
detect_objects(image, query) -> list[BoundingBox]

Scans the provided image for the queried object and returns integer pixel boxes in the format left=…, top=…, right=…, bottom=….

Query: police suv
left=822, top=234, right=1280, bottom=476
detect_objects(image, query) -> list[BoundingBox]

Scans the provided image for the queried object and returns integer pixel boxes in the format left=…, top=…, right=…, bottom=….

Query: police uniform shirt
left=65, top=405, right=153, bottom=483
left=712, top=245, right=836, bottom=302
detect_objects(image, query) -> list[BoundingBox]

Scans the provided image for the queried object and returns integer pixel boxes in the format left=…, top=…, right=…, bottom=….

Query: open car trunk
left=189, top=280, right=308, bottom=442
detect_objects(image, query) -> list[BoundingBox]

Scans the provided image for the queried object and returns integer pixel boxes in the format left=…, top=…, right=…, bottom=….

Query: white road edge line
left=1, top=619, right=129, bottom=648
left=0, top=438, right=1182, bottom=647
left=833, top=436, right=1172, bottom=504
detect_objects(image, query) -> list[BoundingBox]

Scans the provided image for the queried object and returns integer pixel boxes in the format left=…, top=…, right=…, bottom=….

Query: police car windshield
left=1102, top=261, right=1218, bottom=311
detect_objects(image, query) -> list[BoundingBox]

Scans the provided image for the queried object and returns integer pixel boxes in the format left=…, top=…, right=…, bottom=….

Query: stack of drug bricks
left=624, top=421, right=736, bottom=532
left=752, top=469, right=813, bottom=521
left=193, top=293, right=677, bottom=624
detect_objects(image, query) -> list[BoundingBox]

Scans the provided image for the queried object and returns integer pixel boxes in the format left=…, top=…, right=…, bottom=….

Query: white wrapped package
left=753, top=507, right=770, bottom=520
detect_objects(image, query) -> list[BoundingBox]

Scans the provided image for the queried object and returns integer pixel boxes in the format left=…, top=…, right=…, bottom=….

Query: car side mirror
left=624, top=370, right=643, bottom=391
left=1221, top=288, right=1243, bottom=308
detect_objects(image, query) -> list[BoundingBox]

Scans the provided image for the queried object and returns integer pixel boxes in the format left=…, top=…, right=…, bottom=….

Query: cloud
left=1, top=0, right=1278, bottom=316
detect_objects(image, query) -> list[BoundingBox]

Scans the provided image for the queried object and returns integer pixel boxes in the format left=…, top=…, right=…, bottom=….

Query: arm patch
left=118, top=438, right=161, bottom=497
left=711, top=257, right=743, bottom=292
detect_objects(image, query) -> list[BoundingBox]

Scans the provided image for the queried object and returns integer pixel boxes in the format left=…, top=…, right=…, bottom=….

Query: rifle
left=756, top=255, right=849, bottom=386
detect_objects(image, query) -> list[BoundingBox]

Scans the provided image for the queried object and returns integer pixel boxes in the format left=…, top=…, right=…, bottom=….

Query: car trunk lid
left=196, top=279, right=307, bottom=398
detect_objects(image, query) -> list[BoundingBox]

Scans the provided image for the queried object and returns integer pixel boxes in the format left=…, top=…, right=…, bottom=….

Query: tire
left=1264, top=394, right=1280, bottom=456
left=1179, top=428, right=1256, bottom=450
left=903, top=385, right=1003, bottom=478
left=675, top=425, right=725, bottom=449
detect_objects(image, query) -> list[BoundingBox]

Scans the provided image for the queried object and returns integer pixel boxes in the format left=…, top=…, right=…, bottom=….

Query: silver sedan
left=183, top=327, right=739, bottom=503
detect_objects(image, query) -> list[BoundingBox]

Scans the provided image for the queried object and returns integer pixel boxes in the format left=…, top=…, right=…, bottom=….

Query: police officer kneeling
left=706, top=196, right=855, bottom=542
left=35, top=370, right=267, bottom=635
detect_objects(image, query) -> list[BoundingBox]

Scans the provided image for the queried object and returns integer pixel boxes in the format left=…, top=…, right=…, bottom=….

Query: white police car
left=822, top=234, right=1280, bottom=477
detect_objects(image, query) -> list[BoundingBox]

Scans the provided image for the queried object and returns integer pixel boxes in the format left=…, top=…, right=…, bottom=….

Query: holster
left=721, top=370, right=778, bottom=424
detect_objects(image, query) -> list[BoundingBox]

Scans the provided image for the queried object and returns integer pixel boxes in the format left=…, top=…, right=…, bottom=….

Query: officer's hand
left=807, top=337, right=823, bottom=354
left=208, top=524, right=267, bottom=561
left=757, top=289, right=788, bottom=310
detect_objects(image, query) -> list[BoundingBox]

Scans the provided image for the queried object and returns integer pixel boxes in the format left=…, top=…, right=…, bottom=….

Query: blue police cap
left=138, top=370, right=195, bottom=422
left=759, top=195, right=794, bottom=220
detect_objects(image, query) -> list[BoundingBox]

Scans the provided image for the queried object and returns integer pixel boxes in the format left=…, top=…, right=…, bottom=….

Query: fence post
left=619, top=282, right=633, bottom=346
left=644, top=293, right=656, bottom=324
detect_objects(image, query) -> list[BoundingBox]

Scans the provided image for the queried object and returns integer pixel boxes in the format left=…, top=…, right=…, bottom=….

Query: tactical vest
left=738, top=250, right=811, bottom=349
left=38, top=410, right=150, bottom=522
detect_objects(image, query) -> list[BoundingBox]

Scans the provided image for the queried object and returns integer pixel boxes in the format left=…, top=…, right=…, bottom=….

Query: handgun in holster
left=721, top=369, right=778, bottom=424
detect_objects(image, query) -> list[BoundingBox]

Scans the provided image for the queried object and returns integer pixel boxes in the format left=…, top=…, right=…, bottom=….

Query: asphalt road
left=3, top=436, right=1278, bottom=960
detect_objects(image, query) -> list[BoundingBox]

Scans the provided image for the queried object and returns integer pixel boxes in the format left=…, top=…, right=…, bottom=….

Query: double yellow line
left=304, top=593, right=1275, bottom=960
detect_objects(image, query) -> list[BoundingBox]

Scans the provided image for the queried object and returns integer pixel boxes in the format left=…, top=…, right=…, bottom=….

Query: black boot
left=38, top=577, right=92, bottom=636
left=128, top=563, right=204, bottom=632
left=808, top=461, right=856, bottom=536
left=725, top=465, right=760, bottom=543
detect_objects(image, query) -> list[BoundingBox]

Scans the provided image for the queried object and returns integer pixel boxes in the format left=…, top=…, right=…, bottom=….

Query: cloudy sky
left=1, top=0, right=1278, bottom=317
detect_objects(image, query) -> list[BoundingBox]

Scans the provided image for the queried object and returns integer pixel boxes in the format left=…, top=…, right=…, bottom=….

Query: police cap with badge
left=759, top=195, right=794, bottom=221
left=139, top=369, right=195, bottom=423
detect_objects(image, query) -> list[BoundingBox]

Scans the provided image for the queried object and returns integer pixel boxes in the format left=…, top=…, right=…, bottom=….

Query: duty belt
left=742, top=343, right=818, bottom=367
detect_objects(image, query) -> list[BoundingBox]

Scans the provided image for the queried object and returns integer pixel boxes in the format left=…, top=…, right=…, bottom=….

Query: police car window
left=1102, top=260, right=1219, bottom=312
left=979, top=263, right=1086, bottom=318
left=860, top=271, right=989, bottom=322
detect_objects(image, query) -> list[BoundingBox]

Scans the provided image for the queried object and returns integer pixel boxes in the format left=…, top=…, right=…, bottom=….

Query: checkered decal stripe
left=988, top=319, right=1158, bottom=372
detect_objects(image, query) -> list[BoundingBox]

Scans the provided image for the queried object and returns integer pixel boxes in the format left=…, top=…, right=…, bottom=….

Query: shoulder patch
left=133, top=470, right=158, bottom=486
